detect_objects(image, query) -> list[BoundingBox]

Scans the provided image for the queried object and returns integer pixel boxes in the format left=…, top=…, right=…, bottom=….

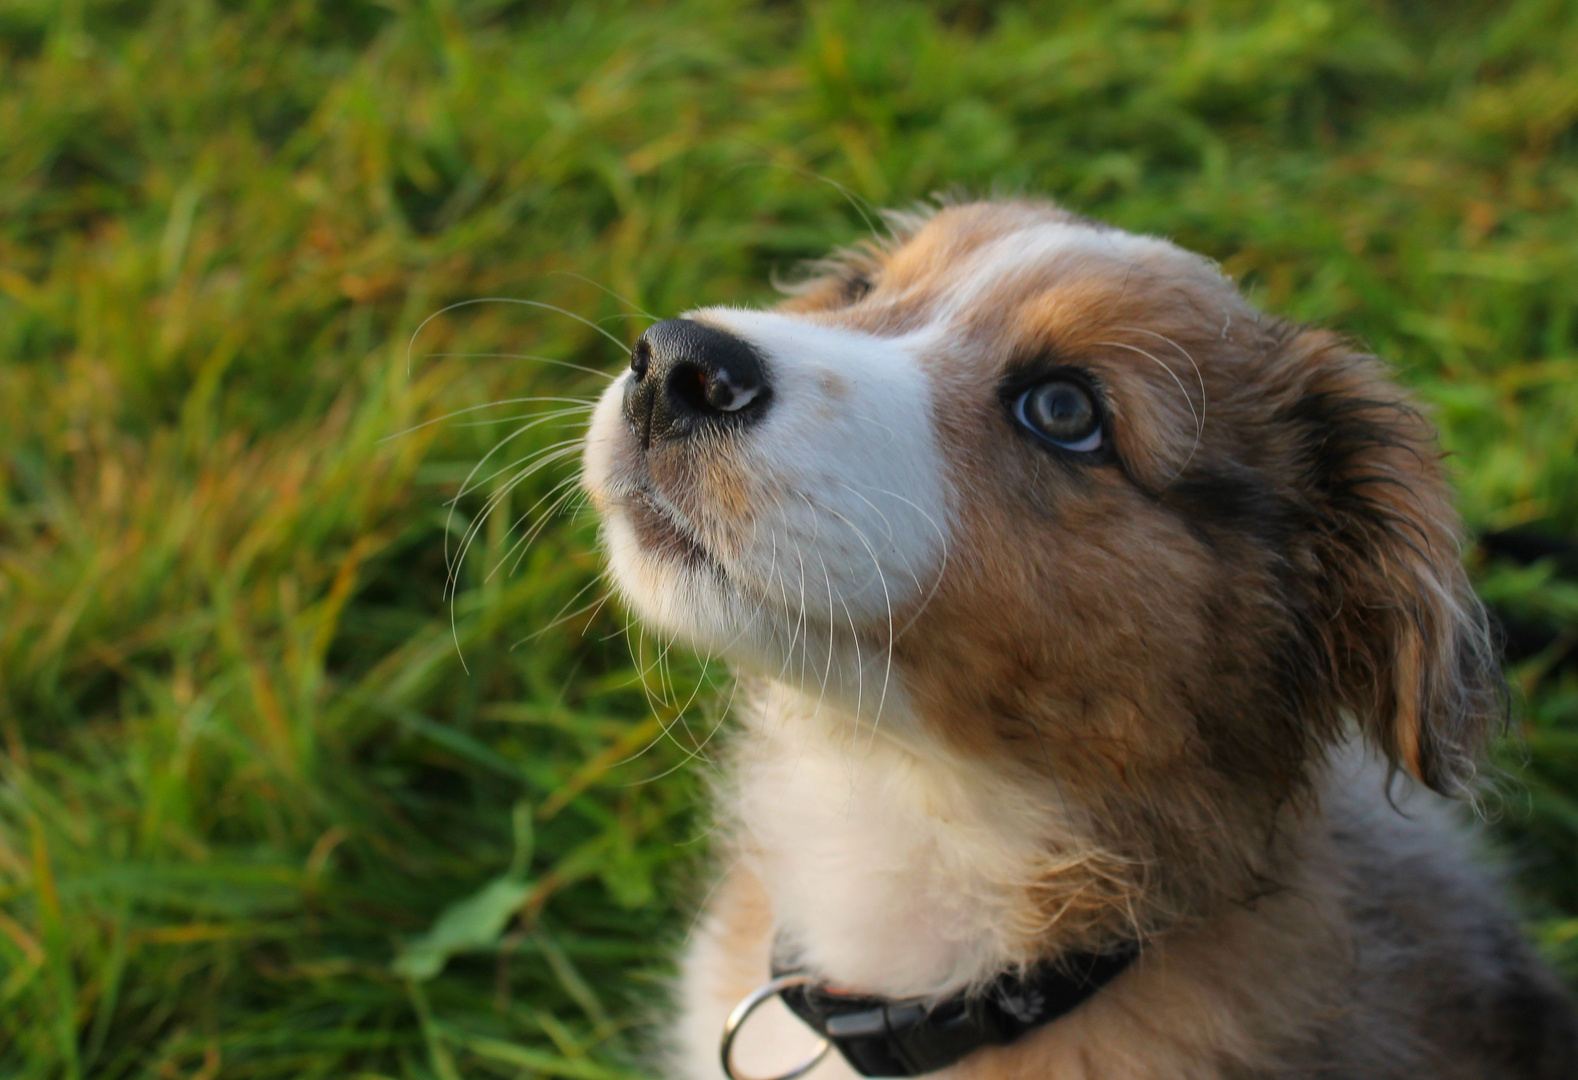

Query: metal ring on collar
left=720, top=973, right=832, bottom=1080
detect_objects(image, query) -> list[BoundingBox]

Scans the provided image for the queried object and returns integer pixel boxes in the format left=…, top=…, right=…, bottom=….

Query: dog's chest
left=728, top=696, right=1061, bottom=998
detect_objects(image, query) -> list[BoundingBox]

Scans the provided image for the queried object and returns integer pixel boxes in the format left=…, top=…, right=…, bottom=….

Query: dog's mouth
left=621, top=489, right=716, bottom=572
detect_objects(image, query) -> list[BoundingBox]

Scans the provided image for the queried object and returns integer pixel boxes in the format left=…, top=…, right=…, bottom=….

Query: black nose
left=623, top=319, right=771, bottom=448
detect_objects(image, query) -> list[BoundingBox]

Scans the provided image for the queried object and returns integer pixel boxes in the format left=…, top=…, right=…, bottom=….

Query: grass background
left=2, top=0, right=1577, bottom=1076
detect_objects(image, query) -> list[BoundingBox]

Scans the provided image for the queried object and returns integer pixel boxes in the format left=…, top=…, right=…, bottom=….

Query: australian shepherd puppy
left=580, top=199, right=1577, bottom=1079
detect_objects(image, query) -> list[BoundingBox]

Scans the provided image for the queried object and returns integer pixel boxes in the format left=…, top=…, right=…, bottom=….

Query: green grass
left=2, top=0, right=1577, bottom=1076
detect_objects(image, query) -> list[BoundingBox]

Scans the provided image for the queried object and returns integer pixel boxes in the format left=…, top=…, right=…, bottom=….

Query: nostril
left=628, top=318, right=770, bottom=443
left=667, top=362, right=712, bottom=415
left=630, top=339, right=652, bottom=380
left=705, top=370, right=761, bottom=412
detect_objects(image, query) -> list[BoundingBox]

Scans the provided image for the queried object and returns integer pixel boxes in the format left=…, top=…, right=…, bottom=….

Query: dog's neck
left=714, top=681, right=1362, bottom=1079
left=728, top=680, right=1090, bottom=999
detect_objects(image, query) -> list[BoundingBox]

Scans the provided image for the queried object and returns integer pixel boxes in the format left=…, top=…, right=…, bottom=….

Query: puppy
left=580, top=199, right=1578, bottom=1079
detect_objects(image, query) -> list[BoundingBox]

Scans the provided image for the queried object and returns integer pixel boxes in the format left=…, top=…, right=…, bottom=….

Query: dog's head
left=582, top=198, right=1500, bottom=926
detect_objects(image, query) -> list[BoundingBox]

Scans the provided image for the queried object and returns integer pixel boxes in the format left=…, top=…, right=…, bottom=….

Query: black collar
left=770, top=942, right=1141, bottom=1077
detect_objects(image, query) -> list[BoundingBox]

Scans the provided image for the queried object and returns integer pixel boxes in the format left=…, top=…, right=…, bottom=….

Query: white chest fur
left=726, top=684, right=1065, bottom=998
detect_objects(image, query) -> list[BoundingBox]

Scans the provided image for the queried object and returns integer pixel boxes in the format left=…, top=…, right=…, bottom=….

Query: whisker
left=702, top=519, right=783, bottom=673
left=513, top=574, right=606, bottom=648
left=620, top=659, right=744, bottom=785
left=418, top=351, right=615, bottom=382
left=668, top=646, right=718, bottom=758
left=841, top=408, right=901, bottom=455
left=656, top=633, right=688, bottom=732
left=578, top=590, right=615, bottom=639
left=834, top=483, right=917, bottom=592
left=611, top=637, right=704, bottom=769
left=442, top=422, right=587, bottom=570
left=1093, top=338, right=1204, bottom=482
left=435, top=435, right=569, bottom=668
left=626, top=617, right=668, bottom=718
left=443, top=446, right=564, bottom=667
left=449, top=407, right=592, bottom=430
left=382, top=397, right=594, bottom=443
left=405, top=296, right=632, bottom=377
left=723, top=146, right=883, bottom=241
left=647, top=625, right=687, bottom=730
left=836, top=584, right=865, bottom=746
left=792, top=539, right=812, bottom=690
left=815, top=541, right=838, bottom=721
left=446, top=459, right=585, bottom=596
left=450, top=437, right=586, bottom=507
left=771, top=535, right=815, bottom=695
left=489, top=474, right=586, bottom=582
left=548, top=270, right=662, bottom=323
left=789, top=492, right=839, bottom=712
left=816, top=502, right=895, bottom=743
left=1121, top=325, right=1208, bottom=465
left=841, top=480, right=950, bottom=640
left=446, top=444, right=584, bottom=598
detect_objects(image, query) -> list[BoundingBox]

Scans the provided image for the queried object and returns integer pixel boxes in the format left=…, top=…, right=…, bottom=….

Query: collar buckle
left=720, top=973, right=833, bottom=1080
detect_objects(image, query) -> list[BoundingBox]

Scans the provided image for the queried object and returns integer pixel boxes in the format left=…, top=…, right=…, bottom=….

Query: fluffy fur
left=580, top=199, right=1578, bottom=1079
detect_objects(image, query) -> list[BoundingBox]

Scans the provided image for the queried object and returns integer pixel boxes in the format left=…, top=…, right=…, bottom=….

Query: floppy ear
left=1277, top=329, right=1504, bottom=795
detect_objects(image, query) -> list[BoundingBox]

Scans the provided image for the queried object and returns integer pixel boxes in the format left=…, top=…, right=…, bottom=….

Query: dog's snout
left=623, top=319, right=770, bottom=447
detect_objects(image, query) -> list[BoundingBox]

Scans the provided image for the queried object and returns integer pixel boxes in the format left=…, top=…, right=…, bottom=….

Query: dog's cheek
left=901, top=470, right=1219, bottom=776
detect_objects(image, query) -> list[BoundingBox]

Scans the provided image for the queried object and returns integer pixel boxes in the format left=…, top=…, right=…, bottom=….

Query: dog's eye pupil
left=1016, top=381, right=1102, bottom=452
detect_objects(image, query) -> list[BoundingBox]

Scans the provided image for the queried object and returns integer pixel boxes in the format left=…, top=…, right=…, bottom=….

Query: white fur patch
left=583, top=309, right=952, bottom=717
left=734, top=685, right=1067, bottom=998
left=691, top=308, right=949, bottom=615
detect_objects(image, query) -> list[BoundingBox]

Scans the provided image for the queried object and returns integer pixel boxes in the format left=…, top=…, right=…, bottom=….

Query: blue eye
left=1014, top=381, right=1103, bottom=452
